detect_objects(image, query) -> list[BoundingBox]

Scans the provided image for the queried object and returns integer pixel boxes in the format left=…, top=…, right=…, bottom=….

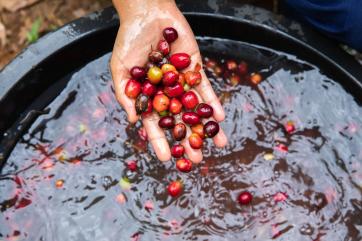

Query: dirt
left=0, top=0, right=112, bottom=70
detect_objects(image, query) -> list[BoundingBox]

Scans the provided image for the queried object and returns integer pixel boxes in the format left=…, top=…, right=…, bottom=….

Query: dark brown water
left=0, top=38, right=361, bottom=241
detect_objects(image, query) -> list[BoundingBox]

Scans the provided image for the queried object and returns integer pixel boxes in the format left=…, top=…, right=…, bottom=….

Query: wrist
left=113, top=0, right=176, bottom=21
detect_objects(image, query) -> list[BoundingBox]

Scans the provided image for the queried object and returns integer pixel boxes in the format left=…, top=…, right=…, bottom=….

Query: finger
left=142, top=113, right=171, bottom=162
left=110, top=59, right=139, bottom=123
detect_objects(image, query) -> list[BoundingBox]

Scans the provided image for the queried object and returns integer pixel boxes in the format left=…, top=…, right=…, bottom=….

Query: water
left=0, top=38, right=361, bottom=241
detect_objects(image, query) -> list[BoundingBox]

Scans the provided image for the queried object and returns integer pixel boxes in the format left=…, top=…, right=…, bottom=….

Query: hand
left=110, top=0, right=227, bottom=163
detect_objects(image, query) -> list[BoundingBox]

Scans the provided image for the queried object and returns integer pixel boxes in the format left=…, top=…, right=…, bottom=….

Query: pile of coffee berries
left=124, top=27, right=220, bottom=197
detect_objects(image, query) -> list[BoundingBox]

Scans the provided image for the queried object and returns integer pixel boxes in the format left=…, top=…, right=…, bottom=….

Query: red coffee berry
left=170, top=53, right=191, bottom=70
left=204, top=121, right=220, bottom=138
left=142, top=81, right=157, bottom=97
left=205, top=59, right=217, bottom=69
left=181, top=91, right=199, bottom=110
left=238, top=191, right=253, bottom=205
left=158, top=116, right=175, bottom=129
left=163, top=71, right=179, bottom=86
left=250, top=73, right=262, bottom=85
left=173, top=123, right=187, bottom=141
left=229, top=74, right=241, bottom=86
left=153, top=94, right=170, bottom=112
left=171, top=145, right=185, bottom=158
left=285, top=121, right=295, bottom=133
left=184, top=71, right=202, bottom=87
left=127, top=160, right=137, bottom=172
left=167, top=180, right=183, bottom=197
left=182, top=112, right=200, bottom=125
left=163, top=27, right=178, bottom=43
left=226, top=60, right=238, bottom=71
left=191, top=124, right=205, bottom=139
left=169, top=98, right=182, bottom=115
left=238, top=61, right=248, bottom=75
left=196, top=103, right=213, bottom=118
left=164, top=82, right=184, bottom=98
left=125, top=79, right=141, bottom=98
left=130, top=66, right=146, bottom=80
left=176, top=158, right=192, bottom=172
left=157, top=39, right=170, bottom=56
left=189, top=133, right=203, bottom=149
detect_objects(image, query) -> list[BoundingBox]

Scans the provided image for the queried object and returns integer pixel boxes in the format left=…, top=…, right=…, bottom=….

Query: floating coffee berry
left=226, top=60, right=238, bottom=71
left=126, top=160, right=137, bottom=172
left=169, top=98, right=182, bottom=115
left=142, top=81, right=157, bottom=97
left=170, top=53, right=191, bottom=70
left=167, top=180, right=183, bottom=197
left=285, top=121, right=295, bottom=133
left=163, top=27, right=178, bottom=43
left=176, top=158, right=192, bottom=172
left=171, top=144, right=185, bottom=158
left=173, top=123, right=186, bottom=141
left=196, top=103, right=213, bottom=118
left=184, top=71, right=202, bottom=87
left=125, top=79, right=141, bottom=99
left=163, top=71, right=179, bottom=86
left=157, top=39, right=170, bottom=56
left=158, top=116, right=175, bottom=129
left=191, top=123, right=205, bottom=139
left=238, top=61, right=248, bottom=75
left=148, top=66, right=163, bottom=84
left=181, top=91, right=199, bottom=110
left=164, top=82, right=184, bottom=98
left=55, top=179, right=64, bottom=188
left=153, top=94, right=170, bottom=113
left=135, top=94, right=149, bottom=115
left=204, top=121, right=220, bottom=138
left=182, top=112, right=201, bottom=125
left=189, top=133, right=203, bottom=149
left=238, top=191, right=253, bottom=205
left=148, top=50, right=163, bottom=63
left=205, top=59, right=217, bottom=69
left=250, top=73, right=262, bottom=85
left=130, top=66, right=146, bottom=80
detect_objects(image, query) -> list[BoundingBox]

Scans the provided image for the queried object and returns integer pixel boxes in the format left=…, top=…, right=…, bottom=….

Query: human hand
left=110, top=0, right=227, bottom=163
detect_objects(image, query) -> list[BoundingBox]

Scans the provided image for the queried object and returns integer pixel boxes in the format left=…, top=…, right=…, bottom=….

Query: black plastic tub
left=0, top=0, right=362, bottom=240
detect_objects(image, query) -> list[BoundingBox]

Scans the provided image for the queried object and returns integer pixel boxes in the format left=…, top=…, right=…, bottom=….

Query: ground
left=0, top=0, right=360, bottom=70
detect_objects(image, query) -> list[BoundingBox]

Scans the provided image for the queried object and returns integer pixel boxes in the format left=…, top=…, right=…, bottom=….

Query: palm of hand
left=110, top=5, right=227, bottom=163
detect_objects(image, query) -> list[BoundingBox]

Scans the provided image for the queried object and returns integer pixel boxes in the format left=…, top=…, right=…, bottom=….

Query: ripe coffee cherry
left=148, top=66, right=163, bottom=84
left=238, top=191, right=253, bottom=205
left=127, top=160, right=137, bottom=172
left=189, top=133, right=203, bottom=149
left=167, top=180, right=183, bottom=197
left=204, top=121, right=220, bottom=138
left=182, top=112, right=200, bottom=125
left=149, top=50, right=163, bottom=63
left=135, top=94, right=149, bottom=115
left=171, top=145, right=185, bottom=158
left=169, top=98, right=182, bottom=115
left=238, top=61, right=248, bottom=75
left=214, top=66, right=224, bottom=76
left=161, top=64, right=177, bottom=73
left=125, top=79, right=141, bottom=98
left=173, top=123, right=187, bottom=141
left=163, top=27, right=178, bottom=43
left=153, top=94, right=170, bottom=112
left=191, top=124, right=205, bottom=139
left=284, top=121, right=295, bottom=133
left=158, top=39, right=170, bottom=56
left=170, top=53, right=191, bottom=70
left=229, top=74, right=241, bottom=86
left=205, top=59, right=217, bottom=69
left=158, top=116, right=175, bottom=129
left=164, top=83, right=184, bottom=98
left=142, top=81, right=157, bottom=97
left=163, top=71, right=179, bottom=86
left=130, top=66, right=146, bottom=80
left=250, top=73, right=262, bottom=85
left=176, top=158, right=192, bottom=172
left=181, top=91, right=199, bottom=110
left=196, top=103, right=213, bottom=118
left=184, top=71, right=202, bottom=87
left=226, top=60, right=238, bottom=71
